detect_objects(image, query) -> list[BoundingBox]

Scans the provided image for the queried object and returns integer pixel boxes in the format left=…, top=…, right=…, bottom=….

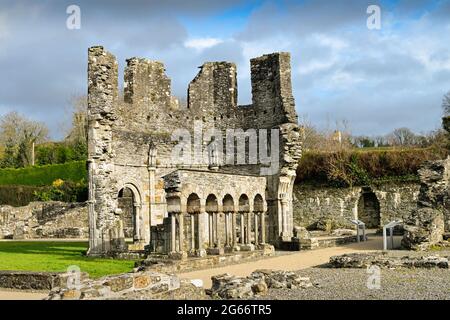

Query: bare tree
left=65, top=95, right=88, bottom=143
left=0, top=112, right=49, bottom=167
left=389, top=127, right=417, bottom=146
left=443, top=91, right=450, bottom=116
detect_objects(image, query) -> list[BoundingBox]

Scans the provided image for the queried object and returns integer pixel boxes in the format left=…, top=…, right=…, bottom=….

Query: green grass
left=0, top=241, right=136, bottom=279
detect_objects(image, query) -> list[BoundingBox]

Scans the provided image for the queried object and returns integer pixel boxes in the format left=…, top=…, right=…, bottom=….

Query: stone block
left=239, top=244, right=255, bottom=251
left=133, top=275, right=151, bottom=289
left=207, top=247, right=225, bottom=255
left=103, top=275, right=133, bottom=292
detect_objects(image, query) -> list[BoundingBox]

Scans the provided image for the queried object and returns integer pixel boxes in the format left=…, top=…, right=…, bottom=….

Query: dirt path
left=0, top=290, right=47, bottom=300
left=179, top=236, right=402, bottom=288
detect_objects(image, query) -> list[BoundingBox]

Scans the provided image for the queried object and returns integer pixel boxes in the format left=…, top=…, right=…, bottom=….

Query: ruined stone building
left=87, top=46, right=302, bottom=257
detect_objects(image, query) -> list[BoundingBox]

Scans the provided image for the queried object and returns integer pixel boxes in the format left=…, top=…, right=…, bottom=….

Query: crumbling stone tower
left=87, top=46, right=302, bottom=256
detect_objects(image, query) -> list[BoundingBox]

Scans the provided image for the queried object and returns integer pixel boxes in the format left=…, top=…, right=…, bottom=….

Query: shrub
left=0, top=161, right=87, bottom=186
left=296, top=148, right=444, bottom=187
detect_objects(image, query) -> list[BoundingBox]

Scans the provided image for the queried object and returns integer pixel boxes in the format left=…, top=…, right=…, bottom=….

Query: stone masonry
left=87, top=46, right=302, bottom=256
left=0, top=201, right=88, bottom=239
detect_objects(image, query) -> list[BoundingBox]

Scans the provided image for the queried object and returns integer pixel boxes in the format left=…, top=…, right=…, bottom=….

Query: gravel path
left=178, top=235, right=399, bottom=288
left=257, top=267, right=450, bottom=300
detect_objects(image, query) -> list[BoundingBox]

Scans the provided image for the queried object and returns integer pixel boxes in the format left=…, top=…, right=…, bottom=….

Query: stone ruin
left=402, top=117, right=450, bottom=250
left=87, top=46, right=302, bottom=258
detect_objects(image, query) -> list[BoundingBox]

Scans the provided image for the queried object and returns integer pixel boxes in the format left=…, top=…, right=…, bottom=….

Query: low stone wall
left=0, top=271, right=88, bottom=291
left=46, top=271, right=206, bottom=300
left=329, top=252, right=449, bottom=269
left=139, top=245, right=275, bottom=274
left=0, top=201, right=88, bottom=239
left=293, top=182, right=420, bottom=229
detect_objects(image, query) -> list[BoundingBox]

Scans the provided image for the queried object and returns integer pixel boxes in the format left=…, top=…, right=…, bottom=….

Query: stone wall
left=402, top=157, right=450, bottom=250
left=46, top=270, right=206, bottom=300
left=0, top=201, right=88, bottom=239
left=293, top=182, right=420, bottom=230
left=0, top=271, right=89, bottom=291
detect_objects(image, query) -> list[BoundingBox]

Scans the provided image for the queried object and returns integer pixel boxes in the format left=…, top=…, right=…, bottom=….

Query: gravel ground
left=258, top=264, right=450, bottom=300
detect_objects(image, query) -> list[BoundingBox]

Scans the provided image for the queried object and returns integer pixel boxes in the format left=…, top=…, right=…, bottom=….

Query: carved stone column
left=232, top=212, right=237, bottom=247
left=246, top=211, right=252, bottom=245
left=170, top=213, right=176, bottom=252
left=133, top=202, right=141, bottom=242
left=178, top=213, right=184, bottom=252
left=208, top=213, right=214, bottom=248
left=261, top=211, right=266, bottom=244
left=190, top=214, right=195, bottom=251
left=224, top=212, right=229, bottom=247
left=254, top=213, right=259, bottom=245
left=215, top=212, right=221, bottom=248
left=240, top=213, right=245, bottom=244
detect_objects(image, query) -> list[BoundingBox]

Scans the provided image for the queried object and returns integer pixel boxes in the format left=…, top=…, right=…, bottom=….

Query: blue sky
left=0, top=0, right=449, bottom=139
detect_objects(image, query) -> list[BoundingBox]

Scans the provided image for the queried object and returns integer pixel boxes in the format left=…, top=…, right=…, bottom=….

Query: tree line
left=0, top=96, right=87, bottom=168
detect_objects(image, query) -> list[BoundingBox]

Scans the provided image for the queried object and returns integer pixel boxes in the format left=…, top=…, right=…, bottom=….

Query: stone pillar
left=178, top=213, right=184, bottom=252
left=208, top=213, right=213, bottom=248
left=232, top=212, right=237, bottom=247
left=240, top=213, right=245, bottom=244
left=190, top=214, right=195, bottom=250
left=215, top=213, right=221, bottom=248
left=170, top=213, right=176, bottom=252
left=246, top=211, right=252, bottom=245
left=261, top=211, right=266, bottom=244
left=86, top=46, right=119, bottom=256
left=133, top=203, right=140, bottom=242
left=254, top=213, right=259, bottom=244
left=224, top=212, right=229, bottom=246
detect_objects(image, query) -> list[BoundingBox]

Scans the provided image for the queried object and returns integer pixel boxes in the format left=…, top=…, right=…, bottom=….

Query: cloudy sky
left=0, top=0, right=449, bottom=139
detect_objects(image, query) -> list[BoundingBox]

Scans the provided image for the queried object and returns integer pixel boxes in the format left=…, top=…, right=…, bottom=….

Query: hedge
left=0, top=161, right=87, bottom=186
left=296, top=147, right=446, bottom=187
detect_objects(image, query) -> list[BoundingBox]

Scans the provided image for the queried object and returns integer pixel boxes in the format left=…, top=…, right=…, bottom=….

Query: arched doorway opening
left=118, top=187, right=135, bottom=239
left=206, top=194, right=218, bottom=248
left=187, top=193, right=201, bottom=251
left=238, top=194, right=250, bottom=244
left=357, top=188, right=381, bottom=228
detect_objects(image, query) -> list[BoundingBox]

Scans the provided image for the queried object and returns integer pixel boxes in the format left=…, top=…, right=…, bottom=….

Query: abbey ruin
left=86, top=46, right=302, bottom=257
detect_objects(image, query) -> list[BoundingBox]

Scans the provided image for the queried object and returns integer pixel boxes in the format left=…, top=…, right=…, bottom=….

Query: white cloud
left=184, top=37, right=223, bottom=51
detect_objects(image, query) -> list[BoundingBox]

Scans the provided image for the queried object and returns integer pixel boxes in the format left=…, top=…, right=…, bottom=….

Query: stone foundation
left=46, top=271, right=206, bottom=300
left=0, top=271, right=89, bottom=291
left=138, top=246, right=275, bottom=274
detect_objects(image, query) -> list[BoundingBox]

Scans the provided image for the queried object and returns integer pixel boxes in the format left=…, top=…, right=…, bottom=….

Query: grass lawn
left=0, top=241, right=137, bottom=279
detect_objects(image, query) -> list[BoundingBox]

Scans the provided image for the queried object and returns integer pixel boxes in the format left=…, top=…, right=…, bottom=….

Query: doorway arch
left=117, top=183, right=142, bottom=242
left=357, top=188, right=381, bottom=228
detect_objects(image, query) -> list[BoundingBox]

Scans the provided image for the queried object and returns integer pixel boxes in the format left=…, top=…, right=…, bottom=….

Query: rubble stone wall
left=0, top=201, right=88, bottom=239
left=293, top=182, right=420, bottom=229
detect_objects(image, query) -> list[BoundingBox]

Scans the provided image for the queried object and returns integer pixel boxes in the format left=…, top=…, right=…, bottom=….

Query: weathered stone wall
left=293, top=182, right=420, bottom=230
left=402, top=157, right=450, bottom=250
left=0, top=201, right=88, bottom=239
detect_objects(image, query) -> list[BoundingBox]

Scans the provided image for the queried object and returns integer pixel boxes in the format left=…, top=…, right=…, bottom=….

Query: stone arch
left=238, top=194, right=250, bottom=212
left=117, top=183, right=142, bottom=241
left=357, top=187, right=381, bottom=228
left=222, top=194, right=235, bottom=212
left=187, top=193, right=201, bottom=213
left=186, top=193, right=201, bottom=251
left=253, top=194, right=264, bottom=213
left=238, top=194, right=251, bottom=244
